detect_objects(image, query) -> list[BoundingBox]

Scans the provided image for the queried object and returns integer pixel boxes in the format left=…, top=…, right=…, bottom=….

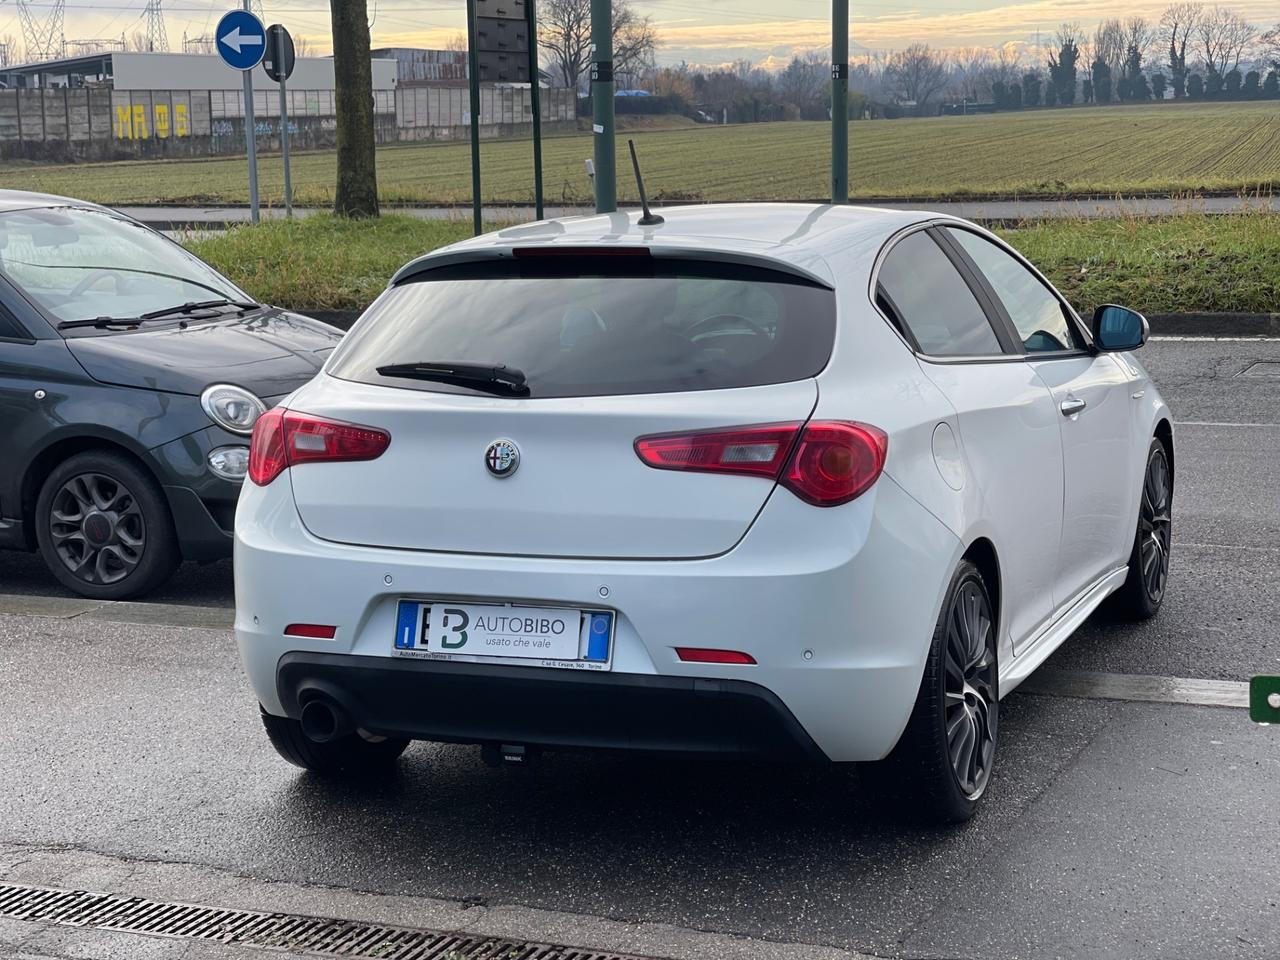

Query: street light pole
left=831, top=0, right=848, bottom=205
left=590, top=0, right=615, bottom=214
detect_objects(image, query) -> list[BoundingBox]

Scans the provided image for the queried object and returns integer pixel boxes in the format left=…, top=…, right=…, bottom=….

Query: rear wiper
left=376, top=361, right=530, bottom=396
left=57, top=299, right=262, bottom=330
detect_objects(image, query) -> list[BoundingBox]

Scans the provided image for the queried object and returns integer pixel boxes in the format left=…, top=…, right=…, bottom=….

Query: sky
left=4, top=0, right=1278, bottom=68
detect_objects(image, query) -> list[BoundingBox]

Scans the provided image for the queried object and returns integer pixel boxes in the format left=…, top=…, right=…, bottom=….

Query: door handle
left=1060, top=398, right=1087, bottom=418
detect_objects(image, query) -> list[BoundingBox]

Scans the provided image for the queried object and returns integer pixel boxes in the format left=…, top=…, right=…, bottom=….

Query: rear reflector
left=283, top=623, right=337, bottom=639
left=635, top=421, right=887, bottom=507
left=675, top=647, right=757, bottom=665
left=249, top=409, right=391, bottom=486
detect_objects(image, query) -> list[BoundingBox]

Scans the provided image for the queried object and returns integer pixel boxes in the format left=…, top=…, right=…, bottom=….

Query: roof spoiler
left=390, top=245, right=835, bottom=290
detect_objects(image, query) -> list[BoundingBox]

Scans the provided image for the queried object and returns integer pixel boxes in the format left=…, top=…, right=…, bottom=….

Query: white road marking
left=1151, top=335, right=1280, bottom=342
left=1174, top=420, right=1280, bottom=428
left=1020, top=669, right=1248, bottom=709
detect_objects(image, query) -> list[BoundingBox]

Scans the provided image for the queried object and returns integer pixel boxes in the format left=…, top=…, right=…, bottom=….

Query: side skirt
left=999, top=565, right=1129, bottom=696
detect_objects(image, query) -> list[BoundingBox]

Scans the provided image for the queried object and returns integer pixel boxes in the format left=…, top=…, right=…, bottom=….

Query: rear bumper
left=236, top=472, right=964, bottom=762
left=278, top=651, right=825, bottom=760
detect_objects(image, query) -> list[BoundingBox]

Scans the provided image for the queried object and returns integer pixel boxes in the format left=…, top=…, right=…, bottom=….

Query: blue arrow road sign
left=215, top=9, right=266, bottom=71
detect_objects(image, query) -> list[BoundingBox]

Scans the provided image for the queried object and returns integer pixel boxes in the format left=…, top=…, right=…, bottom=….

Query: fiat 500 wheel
left=34, top=450, right=180, bottom=600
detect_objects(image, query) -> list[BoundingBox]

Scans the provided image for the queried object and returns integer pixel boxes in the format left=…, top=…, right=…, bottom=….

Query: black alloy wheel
left=942, top=577, right=999, bottom=799
left=1138, top=444, right=1173, bottom=604
left=872, top=559, right=999, bottom=824
left=48, top=472, right=146, bottom=585
left=1110, top=438, right=1173, bottom=621
left=35, top=450, right=180, bottom=600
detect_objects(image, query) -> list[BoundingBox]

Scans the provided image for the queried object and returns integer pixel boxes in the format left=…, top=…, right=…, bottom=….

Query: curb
left=305, top=310, right=1280, bottom=337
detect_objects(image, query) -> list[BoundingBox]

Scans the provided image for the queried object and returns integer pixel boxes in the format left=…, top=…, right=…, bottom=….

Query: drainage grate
left=0, top=882, right=663, bottom=960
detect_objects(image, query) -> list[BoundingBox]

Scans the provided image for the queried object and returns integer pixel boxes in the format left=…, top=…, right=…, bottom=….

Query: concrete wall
left=0, top=84, right=571, bottom=160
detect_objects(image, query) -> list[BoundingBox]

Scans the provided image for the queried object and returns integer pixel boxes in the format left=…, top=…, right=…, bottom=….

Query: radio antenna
left=627, top=139, right=664, bottom=226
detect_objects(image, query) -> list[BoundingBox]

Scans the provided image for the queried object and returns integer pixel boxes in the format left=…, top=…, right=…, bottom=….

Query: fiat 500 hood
left=66, top=310, right=343, bottom=398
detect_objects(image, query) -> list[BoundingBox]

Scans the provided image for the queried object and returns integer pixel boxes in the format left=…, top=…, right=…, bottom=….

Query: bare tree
left=953, top=47, right=994, bottom=101
left=1160, top=2, right=1200, bottom=96
left=1197, top=5, right=1255, bottom=75
left=445, top=33, right=467, bottom=53
left=0, top=34, right=14, bottom=67
left=293, top=34, right=313, bottom=58
left=1262, top=23, right=1280, bottom=68
left=539, top=0, right=657, bottom=90
left=1091, top=19, right=1126, bottom=100
left=886, top=44, right=950, bottom=113
left=1124, top=17, right=1154, bottom=61
left=993, top=43, right=1023, bottom=86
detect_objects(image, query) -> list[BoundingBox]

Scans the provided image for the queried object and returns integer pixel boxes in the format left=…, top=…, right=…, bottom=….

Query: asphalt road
left=1, top=336, right=1278, bottom=960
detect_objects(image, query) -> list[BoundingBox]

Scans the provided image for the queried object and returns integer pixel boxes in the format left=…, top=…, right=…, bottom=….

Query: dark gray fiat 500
left=0, top=191, right=341, bottom=599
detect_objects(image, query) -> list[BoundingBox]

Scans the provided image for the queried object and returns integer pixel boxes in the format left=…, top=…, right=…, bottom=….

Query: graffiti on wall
left=113, top=103, right=190, bottom=140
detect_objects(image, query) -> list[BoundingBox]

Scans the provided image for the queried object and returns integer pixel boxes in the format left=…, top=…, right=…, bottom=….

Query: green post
left=831, top=0, right=848, bottom=204
left=590, top=0, right=615, bottom=213
left=527, top=0, right=545, bottom=219
left=466, top=0, right=483, bottom=236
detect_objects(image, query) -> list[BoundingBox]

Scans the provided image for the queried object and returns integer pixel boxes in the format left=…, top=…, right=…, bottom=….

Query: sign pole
left=831, top=0, right=848, bottom=205
left=242, top=0, right=260, bottom=223
left=262, top=24, right=296, bottom=218
left=466, top=0, right=483, bottom=236
left=589, top=0, right=614, bottom=214
left=278, top=72, right=291, bottom=218
left=526, top=0, right=544, bottom=220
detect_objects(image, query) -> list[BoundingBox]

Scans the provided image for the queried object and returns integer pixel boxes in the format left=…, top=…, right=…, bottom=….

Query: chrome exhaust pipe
left=299, top=698, right=353, bottom=744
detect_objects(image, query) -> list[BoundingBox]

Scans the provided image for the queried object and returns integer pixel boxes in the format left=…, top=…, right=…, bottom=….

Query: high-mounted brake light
left=248, top=409, right=391, bottom=486
left=512, top=246, right=651, bottom=258
left=634, top=421, right=887, bottom=507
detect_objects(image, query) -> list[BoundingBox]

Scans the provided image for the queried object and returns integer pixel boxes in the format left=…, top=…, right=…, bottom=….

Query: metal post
left=589, top=0, right=615, bottom=214
left=466, top=0, right=483, bottom=236
left=277, top=35, right=292, bottom=217
left=526, top=0, right=544, bottom=220
left=831, top=0, right=848, bottom=205
left=242, top=0, right=260, bottom=223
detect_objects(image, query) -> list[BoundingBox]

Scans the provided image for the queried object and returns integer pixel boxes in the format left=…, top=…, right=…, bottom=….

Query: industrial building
left=0, top=50, right=398, bottom=91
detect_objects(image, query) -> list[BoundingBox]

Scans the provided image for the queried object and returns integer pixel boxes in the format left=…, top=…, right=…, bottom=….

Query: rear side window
left=875, top=231, right=1004, bottom=358
left=327, top=256, right=836, bottom=398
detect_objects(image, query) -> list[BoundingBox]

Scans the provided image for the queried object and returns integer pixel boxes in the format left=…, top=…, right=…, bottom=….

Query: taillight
left=634, top=423, right=800, bottom=478
left=634, top=421, right=887, bottom=507
left=783, top=422, right=888, bottom=506
left=248, top=408, right=391, bottom=486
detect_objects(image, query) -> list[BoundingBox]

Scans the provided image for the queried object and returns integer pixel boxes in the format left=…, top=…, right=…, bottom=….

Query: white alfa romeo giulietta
left=234, top=204, right=1173, bottom=822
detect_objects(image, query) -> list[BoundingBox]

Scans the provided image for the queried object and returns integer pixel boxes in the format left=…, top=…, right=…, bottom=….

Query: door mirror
left=1091, top=304, right=1148, bottom=351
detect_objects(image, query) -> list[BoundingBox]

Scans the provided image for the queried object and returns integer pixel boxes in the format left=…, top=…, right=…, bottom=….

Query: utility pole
left=831, top=0, right=848, bottom=204
left=589, top=0, right=615, bottom=214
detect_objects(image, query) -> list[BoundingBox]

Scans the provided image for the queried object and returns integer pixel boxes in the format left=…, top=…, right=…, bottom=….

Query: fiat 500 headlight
left=200, top=383, right=266, bottom=435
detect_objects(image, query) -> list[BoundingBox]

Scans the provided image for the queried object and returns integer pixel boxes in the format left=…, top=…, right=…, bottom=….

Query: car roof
left=393, top=203, right=936, bottom=289
left=0, top=188, right=111, bottom=214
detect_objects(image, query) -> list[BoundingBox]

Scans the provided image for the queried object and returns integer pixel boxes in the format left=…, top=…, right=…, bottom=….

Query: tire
left=1108, top=438, right=1173, bottom=621
left=34, top=450, right=180, bottom=601
left=261, top=708, right=410, bottom=776
left=873, top=559, right=999, bottom=824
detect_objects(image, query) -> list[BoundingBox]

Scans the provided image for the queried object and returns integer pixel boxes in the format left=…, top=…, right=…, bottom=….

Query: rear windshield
left=326, top=256, right=836, bottom=399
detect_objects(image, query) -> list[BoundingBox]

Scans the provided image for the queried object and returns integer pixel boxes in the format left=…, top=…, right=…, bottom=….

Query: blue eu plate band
left=586, top=612, right=611, bottom=662
left=395, top=600, right=419, bottom=649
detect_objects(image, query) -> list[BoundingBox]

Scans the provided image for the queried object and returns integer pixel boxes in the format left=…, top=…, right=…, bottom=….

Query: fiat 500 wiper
left=57, top=299, right=262, bottom=330
left=375, top=361, right=530, bottom=396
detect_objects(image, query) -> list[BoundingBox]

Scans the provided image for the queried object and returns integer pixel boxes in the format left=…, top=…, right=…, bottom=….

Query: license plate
left=393, top=600, right=613, bottom=670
